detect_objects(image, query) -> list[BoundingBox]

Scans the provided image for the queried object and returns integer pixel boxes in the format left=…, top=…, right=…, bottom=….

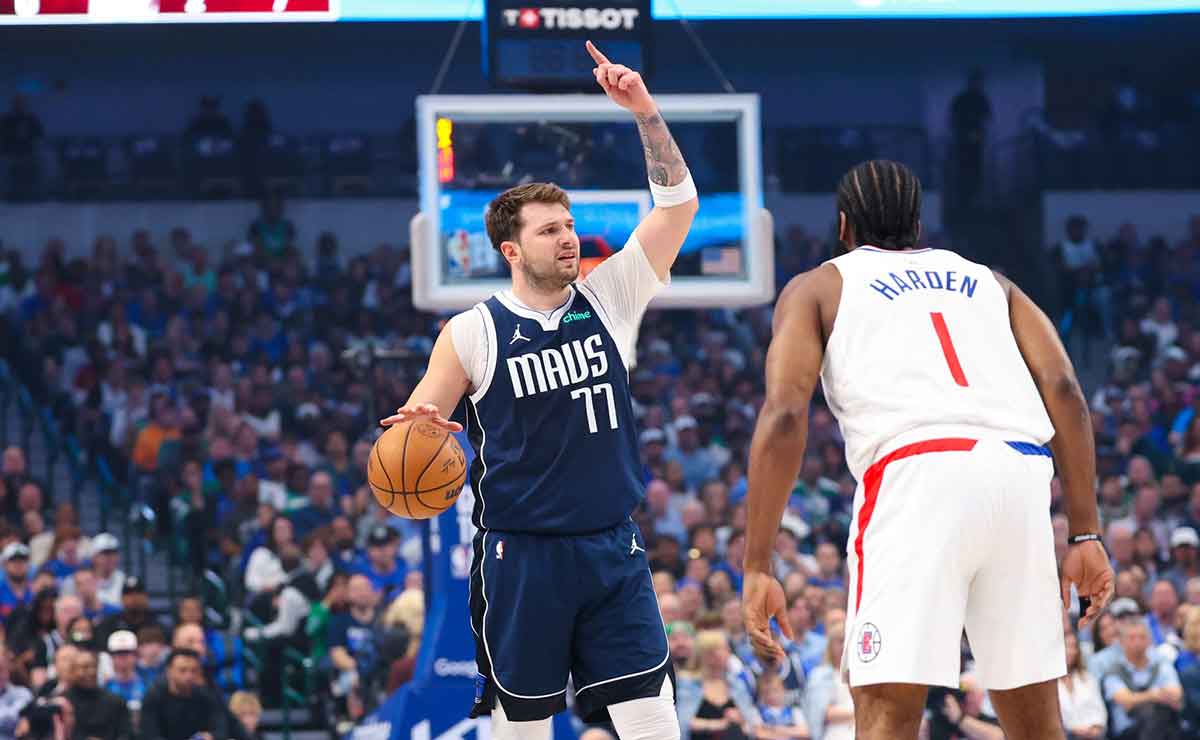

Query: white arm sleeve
left=449, top=306, right=490, bottom=394
left=259, top=587, right=310, bottom=639
left=578, top=233, right=668, bottom=369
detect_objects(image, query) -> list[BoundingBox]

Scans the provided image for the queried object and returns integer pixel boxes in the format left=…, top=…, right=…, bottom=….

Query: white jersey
left=819, top=246, right=1054, bottom=481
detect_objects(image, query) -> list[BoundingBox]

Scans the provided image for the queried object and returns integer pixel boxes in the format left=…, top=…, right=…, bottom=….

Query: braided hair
left=836, top=160, right=922, bottom=251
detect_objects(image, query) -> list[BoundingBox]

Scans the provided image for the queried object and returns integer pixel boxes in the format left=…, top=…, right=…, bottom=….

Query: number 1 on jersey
left=930, top=312, right=969, bottom=387
left=570, top=382, right=619, bottom=434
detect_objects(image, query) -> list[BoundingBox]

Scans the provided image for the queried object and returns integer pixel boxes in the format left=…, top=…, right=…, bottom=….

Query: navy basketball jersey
left=463, top=286, right=644, bottom=534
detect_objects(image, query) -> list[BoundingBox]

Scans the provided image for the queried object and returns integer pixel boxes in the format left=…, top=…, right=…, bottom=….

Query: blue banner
left=340, top=0, right=1200, bottom=21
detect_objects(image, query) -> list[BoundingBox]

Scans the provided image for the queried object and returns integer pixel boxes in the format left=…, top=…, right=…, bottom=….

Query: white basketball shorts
left=841, top=426, right=1066, bottom=691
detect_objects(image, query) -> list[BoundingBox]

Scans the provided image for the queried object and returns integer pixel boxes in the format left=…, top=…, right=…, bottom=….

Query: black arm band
left=1067, top=533, right=1102, bottom=545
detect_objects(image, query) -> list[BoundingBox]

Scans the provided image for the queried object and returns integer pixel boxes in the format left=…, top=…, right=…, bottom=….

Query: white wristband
left=649, top=170, right=698, bottom=208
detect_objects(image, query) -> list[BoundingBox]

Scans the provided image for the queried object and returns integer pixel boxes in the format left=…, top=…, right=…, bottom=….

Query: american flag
left=701, top=246, right=742, bottom=276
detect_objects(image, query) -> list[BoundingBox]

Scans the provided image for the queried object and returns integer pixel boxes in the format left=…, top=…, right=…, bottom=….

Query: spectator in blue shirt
left=329, top=516, right=361, bottom=571
left=667, top=416, right=719, bottom=492
left=327, top=574, right=384, bottom=722
left=711, top=529, right=746, bottom=593
left=639, top=428, right=669, bottom=483
left=0, top=543, right=32, bottom=620
left=645, top=479, right=687, bottom=545
left=754, top=672, right=809, bottom=739
left=783, top=595, right=826, bottom=677
left=134, top=625, right=169, bottom=687
left=103, top=630, right=146, bottom=712
left=1163, top=527, right=1200, bottom=597
left=72, top=567, right=120, bottom=623
left=288, top=471, right=339, bottom=539
left=40, top=525, right=85, bottom=583
left=354, top=525, right=406, bottom=602
left=1102, top=616, right=1184, bottom=739
left=807, top=543, right=846, bottom=591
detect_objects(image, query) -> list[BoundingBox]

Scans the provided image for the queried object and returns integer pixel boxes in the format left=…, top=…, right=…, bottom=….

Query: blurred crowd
left=0, top=196, right=429, bottom=737
left=0, top=198, right=1198, bottom=740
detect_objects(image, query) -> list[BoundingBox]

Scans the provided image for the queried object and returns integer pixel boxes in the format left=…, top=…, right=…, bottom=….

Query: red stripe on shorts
left=854, top=438, right=979, bottom=611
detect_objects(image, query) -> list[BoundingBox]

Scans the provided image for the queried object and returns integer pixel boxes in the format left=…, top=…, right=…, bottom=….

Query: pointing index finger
left=585, top=40, right=610, bottom=65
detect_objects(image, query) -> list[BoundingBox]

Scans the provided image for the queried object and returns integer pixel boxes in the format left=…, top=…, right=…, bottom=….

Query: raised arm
left=587, top=40, right=698, bottom=281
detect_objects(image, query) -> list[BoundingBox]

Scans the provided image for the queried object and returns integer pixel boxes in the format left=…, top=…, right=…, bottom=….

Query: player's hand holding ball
left=379, top=402, right=462, bottom=432
left=371, top=406, right=467, bottom=520
left=586, top=40, right=656, bottom=117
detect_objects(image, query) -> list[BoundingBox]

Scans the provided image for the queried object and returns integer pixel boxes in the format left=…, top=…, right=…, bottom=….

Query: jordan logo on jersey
left=506, top=333, right=610, bottom=399
left=510, top=324, right=531, bottom=344
left=630, top=534, right=645, bottom=555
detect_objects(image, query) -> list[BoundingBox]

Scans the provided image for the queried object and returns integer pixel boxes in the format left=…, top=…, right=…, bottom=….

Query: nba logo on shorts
left=857, top=622, right=882, bottom=663
left=496, top=540, right=505, bottom=560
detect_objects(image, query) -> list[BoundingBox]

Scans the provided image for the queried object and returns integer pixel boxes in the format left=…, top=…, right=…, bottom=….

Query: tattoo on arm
left=634, top=112, right=689, bottom=187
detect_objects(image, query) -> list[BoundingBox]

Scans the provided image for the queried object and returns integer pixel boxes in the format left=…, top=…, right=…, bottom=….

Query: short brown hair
left=485, top=183, right=571, bottom=253
left=229, top=690, right=263, bottom=716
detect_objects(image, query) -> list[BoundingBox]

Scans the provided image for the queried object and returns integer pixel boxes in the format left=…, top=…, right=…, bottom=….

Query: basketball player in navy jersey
left=380, top=42, right=696, bottom=740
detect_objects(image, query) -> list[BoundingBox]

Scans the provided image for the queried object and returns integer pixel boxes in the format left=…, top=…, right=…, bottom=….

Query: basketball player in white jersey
left=741, top=160, right=1115, bottom=739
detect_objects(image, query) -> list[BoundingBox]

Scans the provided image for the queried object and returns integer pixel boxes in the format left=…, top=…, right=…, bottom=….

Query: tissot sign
left=501, top=6, right=642, bottom=31
left=484, top=0, right=650, bottom=89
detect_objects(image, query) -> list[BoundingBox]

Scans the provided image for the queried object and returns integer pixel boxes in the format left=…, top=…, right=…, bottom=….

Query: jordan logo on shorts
left=857, top=622, right=881, bottom=663
left=630, top=534, right=645, bottom=556
left=510, top=324, right=530, bottom=344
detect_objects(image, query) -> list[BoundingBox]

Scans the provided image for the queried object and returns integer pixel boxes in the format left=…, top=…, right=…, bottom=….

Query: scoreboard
left=0, top=0, right=336, bottom=21
left=483, top=2, right=651, bottom=91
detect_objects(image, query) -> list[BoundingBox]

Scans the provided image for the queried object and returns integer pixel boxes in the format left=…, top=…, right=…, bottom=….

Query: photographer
left=0, top=651, right=32, bottom=740
left=14, top=697, right=72, bottom=740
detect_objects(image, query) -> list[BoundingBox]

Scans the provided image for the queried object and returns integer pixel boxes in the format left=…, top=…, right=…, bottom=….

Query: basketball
left=369, top=419, right=468, bottom=520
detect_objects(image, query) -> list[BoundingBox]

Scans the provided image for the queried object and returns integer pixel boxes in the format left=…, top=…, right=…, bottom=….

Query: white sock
left=490, top=701, right=553, bottom=740
left=607, top=676, right=680, bottom=740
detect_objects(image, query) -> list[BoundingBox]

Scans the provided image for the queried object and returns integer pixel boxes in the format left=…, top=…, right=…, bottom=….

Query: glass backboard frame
left=412, top=93, right=774, bottom=311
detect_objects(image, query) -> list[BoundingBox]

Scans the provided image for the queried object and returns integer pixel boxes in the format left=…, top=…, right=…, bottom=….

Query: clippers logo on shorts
left=506, top=333, right=609, bottom=399
left=502, top=6, right=640, bottom=30
left=857, top=622, right=882, bottom=663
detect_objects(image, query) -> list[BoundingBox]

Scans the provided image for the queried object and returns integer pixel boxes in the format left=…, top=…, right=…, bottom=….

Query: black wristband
left=1068, top=533, right=1102, bottom=545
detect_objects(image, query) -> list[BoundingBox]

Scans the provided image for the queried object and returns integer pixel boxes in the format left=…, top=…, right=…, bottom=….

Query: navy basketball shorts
left=468, top=519, right=671, bottom=722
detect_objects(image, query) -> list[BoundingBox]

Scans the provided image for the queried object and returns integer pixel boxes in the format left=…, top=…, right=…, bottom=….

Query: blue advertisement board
left=340, top=0, right=1200, bottom=21
left=437, top=190, right=746, bottom=283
